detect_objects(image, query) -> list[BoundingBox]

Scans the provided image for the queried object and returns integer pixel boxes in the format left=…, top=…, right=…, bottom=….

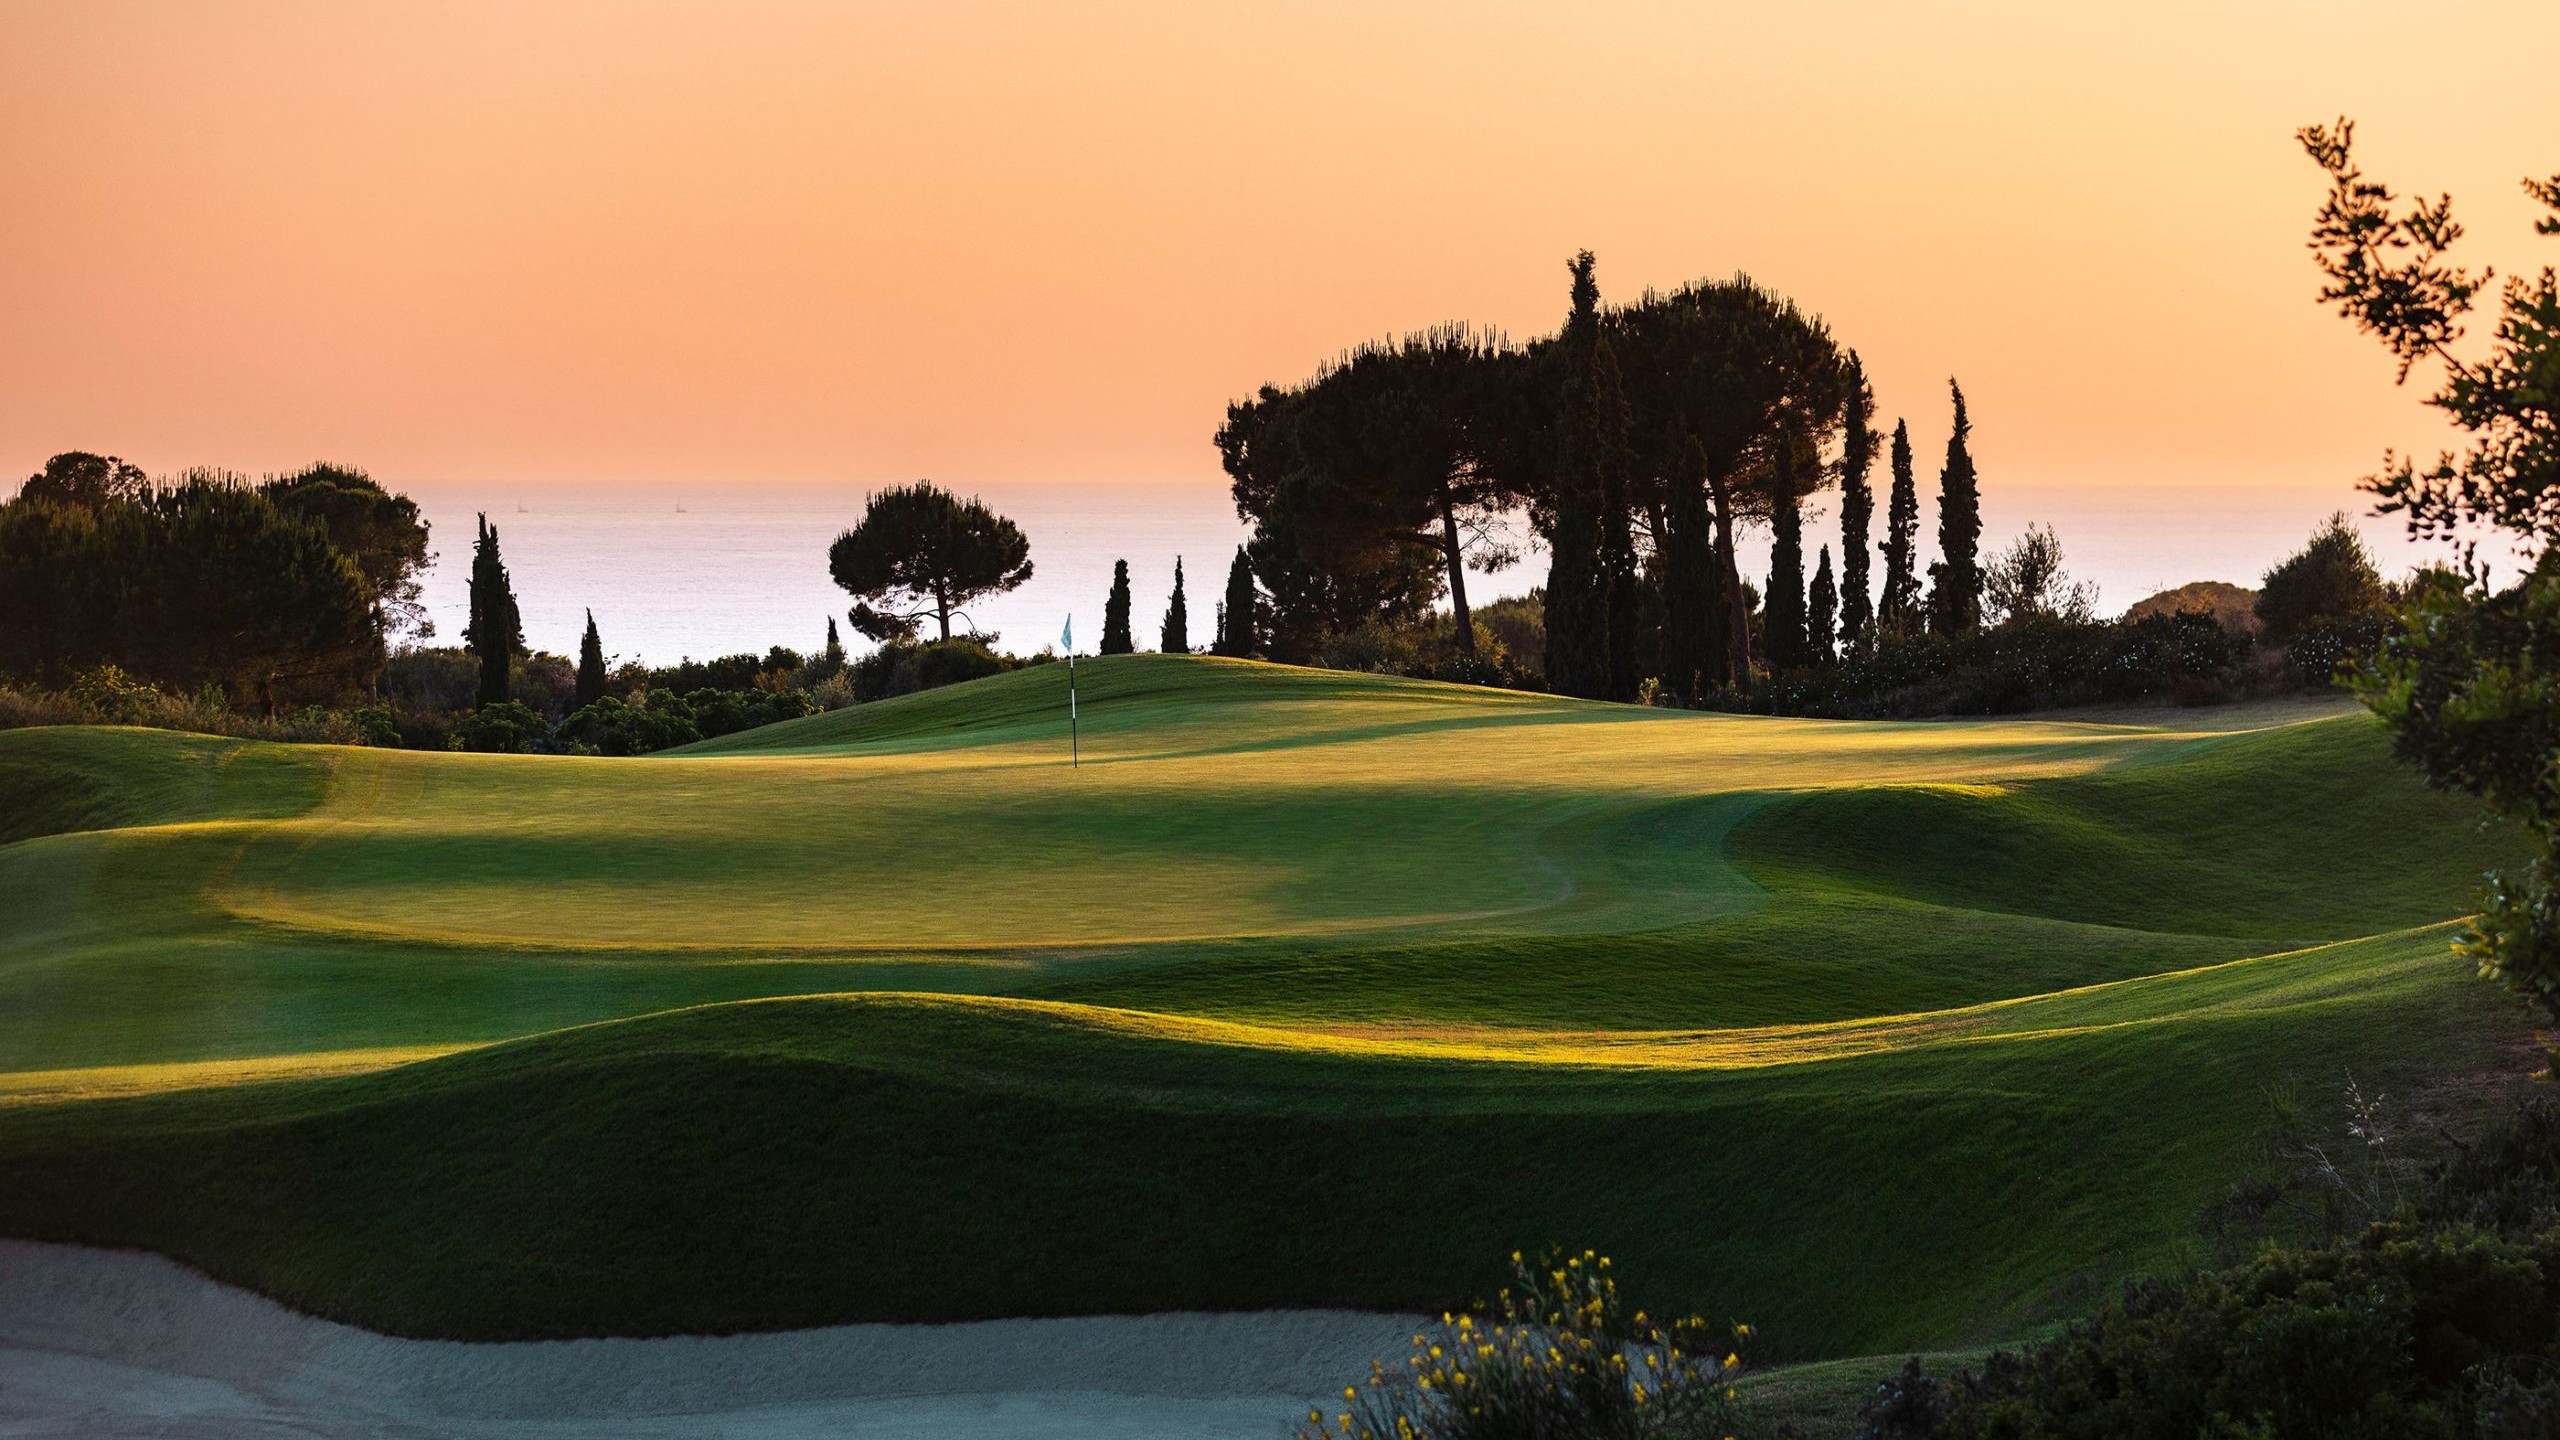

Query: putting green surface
left=0, top=656, right=2526, bottom=1356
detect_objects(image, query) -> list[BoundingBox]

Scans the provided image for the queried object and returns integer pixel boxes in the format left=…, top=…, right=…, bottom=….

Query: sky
left=4, top=1, right=2556, bottom=608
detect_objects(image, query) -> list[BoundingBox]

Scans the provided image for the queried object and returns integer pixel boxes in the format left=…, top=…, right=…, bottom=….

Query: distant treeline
left=0, top=453, right=1052, bottom=753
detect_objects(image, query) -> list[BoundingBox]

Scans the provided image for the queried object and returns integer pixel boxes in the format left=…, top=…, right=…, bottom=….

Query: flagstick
left=1068, top=651, right=1079, bottom=769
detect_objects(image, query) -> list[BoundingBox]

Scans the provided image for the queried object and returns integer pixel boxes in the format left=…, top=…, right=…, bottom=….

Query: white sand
left=0, top=1241, right=1420, bottom=1439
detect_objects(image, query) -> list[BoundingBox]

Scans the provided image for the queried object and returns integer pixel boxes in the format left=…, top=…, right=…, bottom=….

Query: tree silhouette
left=463, top=514, right=521, bottom=708
left=2254, top=513, right=2384, bottom=644
left=1656, top=436, right=1722, bottom=702
left=1808, top=544, right=1838, bottom=666
left=1215, top=546, right=1259, bottom=657
left=1880, top=419, right=1923, bottom=635
left=1161, top=556, right=1190, bottom=654
left=1216, top=327, right=1519, bottom=660
left=18, top=451, right=146, bottom=510
left=1545, top=252, right=1623, bottom=701
left=138, top=480, right=378, bottom=714
left=1763, top=436, right=1808, bottom=672
left=576, top=610, right=606, bottom=707
left=1836, top=355, right=1876, bottom=655
left=1609, top=277, right=1847, bottom=692
left=261, top=463, right=433, bottom=641
left=1928, top=381, right=1983, bottom=636
left=1101, top=559, right=1135, bottom=654
left=827, top=482, right=1032, bottom=643
left=2294, top=118, right=2560, bottom=1021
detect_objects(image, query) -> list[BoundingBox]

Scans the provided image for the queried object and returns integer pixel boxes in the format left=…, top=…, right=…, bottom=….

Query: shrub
left=556, top=694, right=700, bottom=756
left=1737, top=612, right=2248, bottom=719
left=555, top=687, right=818, bottom=755
left=1315, top=615, right=1539, bottom=691
left=383, top=646, right=481, bottom=714
left=1305, top=1249, right=1764, bottom=1440
left=646, top=649, right=802, bottom=695
left=446, top=700, right=547, bottom=753
left=1875, top=1098, right=2560, bottom=1440
left=1873, top=1225, right=2560, bottom=1440
left=2258, top=513, right=2388, bottom=647
left=0, top=669, right=390, bottom=745
left=852, top=638, right=1020, bottom=701
left=66, top=665, right=161, bottom=724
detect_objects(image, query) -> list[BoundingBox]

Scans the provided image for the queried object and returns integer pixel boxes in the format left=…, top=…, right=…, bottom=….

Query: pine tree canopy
left=828, top=482, right=1032, bottom=644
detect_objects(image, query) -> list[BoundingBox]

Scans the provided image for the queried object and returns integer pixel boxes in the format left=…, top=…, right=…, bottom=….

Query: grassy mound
left=0, top=656, right=2527, bottom=1356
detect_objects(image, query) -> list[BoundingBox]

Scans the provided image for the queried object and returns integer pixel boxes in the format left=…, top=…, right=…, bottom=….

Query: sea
left=405, top=481, right=1254, bottom=665
left=401, top=478, right=2495, bottom=665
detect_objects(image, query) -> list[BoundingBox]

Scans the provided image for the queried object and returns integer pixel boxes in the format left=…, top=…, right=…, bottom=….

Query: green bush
left=1315, top=616, right=1539, bottom=691
left=1874, top=1097, right=2560, bottom=1440
left=555, top=687, right=818, bottom=755
left=1741, top=611, right=2248, bottom=719
left=1873, top=1225, right=2560, bottom=1440
left=445, top=700, right=547, bottom=753
left=1307, top=1249, right=1763, bottom=1440
left=0, top=668, right=391, bottom=745
left=853, top=638, right=1020, bottom=701
left=555, top=693, right=700, bottom=756
left=65, top=665, right=161, bottom=724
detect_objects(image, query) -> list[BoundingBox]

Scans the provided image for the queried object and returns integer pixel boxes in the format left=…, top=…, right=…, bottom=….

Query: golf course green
left=0, top=655, right=2527, bottom=1358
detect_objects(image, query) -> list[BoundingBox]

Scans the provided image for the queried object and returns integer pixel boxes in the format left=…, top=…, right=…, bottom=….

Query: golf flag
left=1061, top=614, right=1073, bottom=653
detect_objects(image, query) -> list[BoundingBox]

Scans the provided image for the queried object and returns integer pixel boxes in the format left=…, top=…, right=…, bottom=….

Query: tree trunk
left=1438, top=494, right=1475, bottom=657
left=935, top=580, right=952, bottom=642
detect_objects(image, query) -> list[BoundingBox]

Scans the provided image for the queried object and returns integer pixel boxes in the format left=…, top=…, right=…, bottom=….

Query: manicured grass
left=0, top=655, right=2528, bottom=1360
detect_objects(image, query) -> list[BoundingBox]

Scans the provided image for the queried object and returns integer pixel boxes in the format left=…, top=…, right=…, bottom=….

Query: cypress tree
left=1763, top=442, right=1807, bottom=673
left=1928, top=379, right=1983, bottom=636
left=823, top=616, right=845, bottom=669
left=1100, top=559, right=1135, bottom=654
left=1160, top=556, right=1190, bottom=654
left=1657, top=437, right=1720, bottom=703
left=1836, top=353, right=1877, bottom=655
left=1879, top=419, right=1921, bottom=636
left=1215, top=546, right=1258, bottom=657
left=1543, top=251, right=1620, bottom=701
left=575, top=609, right=606, bottom=707
left=462, top=513, right=521, bottom=708
left=1808, top=546, right=1837, bottom=667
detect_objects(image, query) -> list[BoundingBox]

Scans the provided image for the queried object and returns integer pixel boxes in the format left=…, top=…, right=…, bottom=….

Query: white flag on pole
left=1061, top=615, right=1073, bottom=654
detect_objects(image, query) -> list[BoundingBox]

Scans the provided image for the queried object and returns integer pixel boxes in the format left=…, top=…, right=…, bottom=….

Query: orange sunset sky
left=4, top=1, right=2556, bottom=506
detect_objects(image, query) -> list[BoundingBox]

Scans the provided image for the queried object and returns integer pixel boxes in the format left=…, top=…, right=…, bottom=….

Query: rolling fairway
left=0, top=656, right=2529, bottom=1359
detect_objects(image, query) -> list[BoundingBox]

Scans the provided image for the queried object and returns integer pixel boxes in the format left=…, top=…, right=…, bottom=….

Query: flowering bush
left=1304, top=1249, right=1762, bottom=1440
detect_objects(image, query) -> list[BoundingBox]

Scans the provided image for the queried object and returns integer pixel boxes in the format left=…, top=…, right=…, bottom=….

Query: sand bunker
left=0, top=1241, right=1418, bottom=1438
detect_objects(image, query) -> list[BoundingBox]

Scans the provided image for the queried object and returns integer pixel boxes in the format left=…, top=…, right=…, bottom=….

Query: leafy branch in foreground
left=2302, top=119, right=2560, bottom=1040
left=2301, top=118, right=2560, bottom=550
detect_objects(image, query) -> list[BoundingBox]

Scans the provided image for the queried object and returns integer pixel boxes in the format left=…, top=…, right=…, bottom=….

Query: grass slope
left=0, top=655, right=2527, bottom=1359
